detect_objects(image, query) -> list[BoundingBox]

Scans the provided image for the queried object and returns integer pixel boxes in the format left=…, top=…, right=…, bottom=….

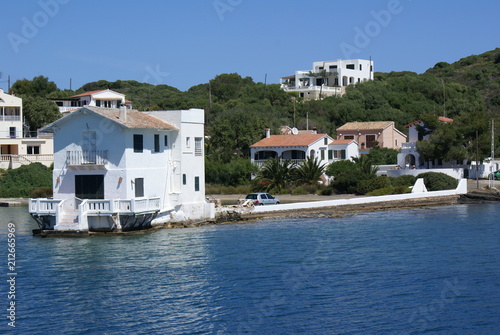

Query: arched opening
left=309, top=150, right=316, bottom=159
left=405, top=154, right=416, bottom=168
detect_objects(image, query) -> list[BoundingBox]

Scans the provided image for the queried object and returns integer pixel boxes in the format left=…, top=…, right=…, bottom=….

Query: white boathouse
left=29, top=106, right=214, bottom=233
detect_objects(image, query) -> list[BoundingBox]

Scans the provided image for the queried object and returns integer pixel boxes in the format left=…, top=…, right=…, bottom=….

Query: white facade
left=280, top=59, right=374, bottom=99
left=52, top=89, right=132, bottom=113
left=0, top=89, right=53, bottom=169
left=29, top=106, right=213, bottom=233
left=329, top=140, right=359, bottom=162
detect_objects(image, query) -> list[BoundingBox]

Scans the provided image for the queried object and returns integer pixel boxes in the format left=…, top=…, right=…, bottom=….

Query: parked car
left=245, top=193, right=280, bottom=205
left=490, top=169, right=500, bottom=180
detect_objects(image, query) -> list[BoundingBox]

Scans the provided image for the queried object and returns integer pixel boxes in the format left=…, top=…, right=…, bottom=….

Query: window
left=133, top=134, right=143, bottom=153
left=154, top=134, right=160, bottom=153
left=186, top=137, right=191, bottom=148
left=366, top=135, right=376, bottom=148
left=346, top=64, right=355, bottom=70
left=320, top=150, right=325, bottom=160
left=341, top=150, right=346, bottom=159
left=329, top=65, right=337, bottom=70
left=195, top=137, right=203, bottom=156
left=328, top=150, right=333, bottom=160
left=96, top=100, right=101, bottom=107
left=135, top=178, right=144, bottom=197
left=164, top=135, right=168, bottom=147
left=194, top=176, right=200, bottom=192
left=82, top=131, right=96, bottom=152
left=9, top=127, right=16, bottom=138
left=395, top=139, right=398, bottom=146
left=27, top=146, right=40, bottom=155
left=359, top=64, right=362, bottom=71
left=324, top=138, right=328, bottom=145
left=183, top=174, right=186, bottom=185
left=344, top=135, right=355, bottom=140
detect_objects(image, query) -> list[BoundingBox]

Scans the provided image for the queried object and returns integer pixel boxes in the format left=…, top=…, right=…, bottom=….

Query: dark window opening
left=75, top=175, right=104, bottom=199
left=195, top=176, right=200, bottom=192
left=133, top=134, right=143, bottom=153
left=154, top=134, right=160, bottom=152
left=135, top=178, right=144, bottom=197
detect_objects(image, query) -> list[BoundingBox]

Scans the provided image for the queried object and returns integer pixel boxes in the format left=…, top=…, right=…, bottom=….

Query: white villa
left=398, top=116, right=455, bottom=169
left=0, top=89, right=53, bottom=169
left=251, top=126, right=359, bottom=160
left=52, top=89, right=133, bottom=113
left=280, top=59, right=374, bottom=99
left=29, top=106, right=214, bottom=233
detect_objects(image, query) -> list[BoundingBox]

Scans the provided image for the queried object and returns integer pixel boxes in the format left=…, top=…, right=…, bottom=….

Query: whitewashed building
left=398, top=116, right=455, bottom=168
left=52, top=89, right=133, bottom=113
left=250, top=128, right=335, bottom=168
left=280, top=59, right=374, bottom=99
left=29, top=106, right=214, bottom=233
left=0, top=89, right=53, bottom=169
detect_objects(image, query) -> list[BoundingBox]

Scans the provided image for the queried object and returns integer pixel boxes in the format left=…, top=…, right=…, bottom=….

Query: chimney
left=312, top=127, right=317, bottom=134
left=265, top=128, right=271, bottom=138
left=119, top=104, right=127, bottom=122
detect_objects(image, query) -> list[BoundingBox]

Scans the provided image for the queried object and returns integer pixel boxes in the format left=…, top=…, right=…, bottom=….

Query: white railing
left=1, top=154, right=53, bottom=164
left=401, top=142, right=417, bottom=150
left=0, top=115, right=21, bottom=122
left=283, top=85, right=343, bottom=92
left=66, top=150, right=108, bottom=166
left=79, top=197, right=161, bottom=215
left=29, top=198, right=61, bottom=214
left=252, top=159, right=306, bottom=168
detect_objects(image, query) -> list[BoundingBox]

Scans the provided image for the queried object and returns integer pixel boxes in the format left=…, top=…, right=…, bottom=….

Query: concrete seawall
left=224, top=179, right=469, bottom=221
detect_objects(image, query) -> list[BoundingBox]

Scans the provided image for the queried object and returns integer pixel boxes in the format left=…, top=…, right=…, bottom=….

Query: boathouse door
left=75, top=175, right=104, bottom=199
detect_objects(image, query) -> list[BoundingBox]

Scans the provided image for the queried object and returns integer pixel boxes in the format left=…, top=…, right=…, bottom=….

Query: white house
left=250, top=128, right=336, bottom=168
left=52, top=89, right=133, bottom=113
left=329, top=139, right=359, bottom=162
left=29, top=106, right=214, bottom=233
left=280, top=59, right=374, bottom=99
left=0, top=89, right=53, bottom=169
left=398, top=116, right=454, bottom=168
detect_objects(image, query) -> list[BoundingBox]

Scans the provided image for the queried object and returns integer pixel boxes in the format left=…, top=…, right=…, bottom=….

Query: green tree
left=295, top=156, right=326, bottom=185
left=255, top=157, right=296, bottom=192
left=22, top=96, right=60, bottom=132
left=11, top=75, right=58, bottom=97
left=366, top=147, right=399, bottom=165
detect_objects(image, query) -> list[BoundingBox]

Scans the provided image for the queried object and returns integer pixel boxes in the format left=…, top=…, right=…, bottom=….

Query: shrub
left=356, top=176, right=392, bottom=195
left=416, top=172, right=458, bottom=191
left=367, top=185, right=411, bottom=196
left=31, top=187, right=53, bottom=198
left=291, top=186, right=309, bottom=195
left=320, top=186, right=334, bottom=195
left=0, top=163, right=52, bottom=198
left=391, top=174, right=417, bottom=187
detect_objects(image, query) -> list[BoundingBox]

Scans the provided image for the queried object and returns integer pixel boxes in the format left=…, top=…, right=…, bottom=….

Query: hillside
left=425, top=48, right=500, bottom=117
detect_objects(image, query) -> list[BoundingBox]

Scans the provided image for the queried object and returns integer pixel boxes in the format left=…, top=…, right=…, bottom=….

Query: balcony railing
left=66, top=150, right=108, bottom=166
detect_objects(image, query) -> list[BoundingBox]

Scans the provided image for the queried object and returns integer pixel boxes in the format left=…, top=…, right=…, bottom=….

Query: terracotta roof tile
left=71, top=90, right=107, bottom=98
left=330, top=139, right=356, bottom=145
left=87, top=107, right=177, bottom=130
left=251, top=134, right=327, bottom=147
left=336, top=121, right=393, bottom=131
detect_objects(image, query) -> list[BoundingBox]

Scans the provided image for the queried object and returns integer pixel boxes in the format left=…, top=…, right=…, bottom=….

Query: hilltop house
left=335, top=121, right=406, bottom=155
left=29, top=106, right=214, bottom=233
left=398, top=116, right=455, bottom=169
left=280, top=59, right=374, bottom=99
left=51, top=89, right=133, bottom=113
left=0, top=89, right=53, bottom=169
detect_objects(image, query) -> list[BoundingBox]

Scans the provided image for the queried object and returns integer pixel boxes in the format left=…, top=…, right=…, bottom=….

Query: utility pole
left=476, top=130, right=479, bottom=189
left=490, top=119, right=495, bottom=188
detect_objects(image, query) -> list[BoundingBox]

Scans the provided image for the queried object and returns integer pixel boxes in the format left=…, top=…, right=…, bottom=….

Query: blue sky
left=2, top=0, right=499, bottom=92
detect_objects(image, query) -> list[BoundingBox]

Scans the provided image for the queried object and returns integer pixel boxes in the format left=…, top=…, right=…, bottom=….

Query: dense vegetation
left=6, top=48, right=499, bottom=196
left=0, top=163, right=52, bottom=198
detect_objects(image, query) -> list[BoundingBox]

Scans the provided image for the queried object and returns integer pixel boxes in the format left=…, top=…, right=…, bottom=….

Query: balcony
left=66, top=150, right=108, bottom=167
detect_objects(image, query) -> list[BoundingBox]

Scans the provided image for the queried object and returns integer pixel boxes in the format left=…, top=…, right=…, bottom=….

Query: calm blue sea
left=0, top=203, right=499, bottom=335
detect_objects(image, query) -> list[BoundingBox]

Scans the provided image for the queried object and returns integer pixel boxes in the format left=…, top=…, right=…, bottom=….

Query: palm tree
left=352, top=155, right=378, bottom=178
left=295, top=157, right=326, bottom=185
left=257, top=157, right=296, bottom=192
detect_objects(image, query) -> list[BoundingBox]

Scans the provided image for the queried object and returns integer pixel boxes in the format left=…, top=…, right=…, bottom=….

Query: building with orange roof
left=52, top=89, right=132, bottom=113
